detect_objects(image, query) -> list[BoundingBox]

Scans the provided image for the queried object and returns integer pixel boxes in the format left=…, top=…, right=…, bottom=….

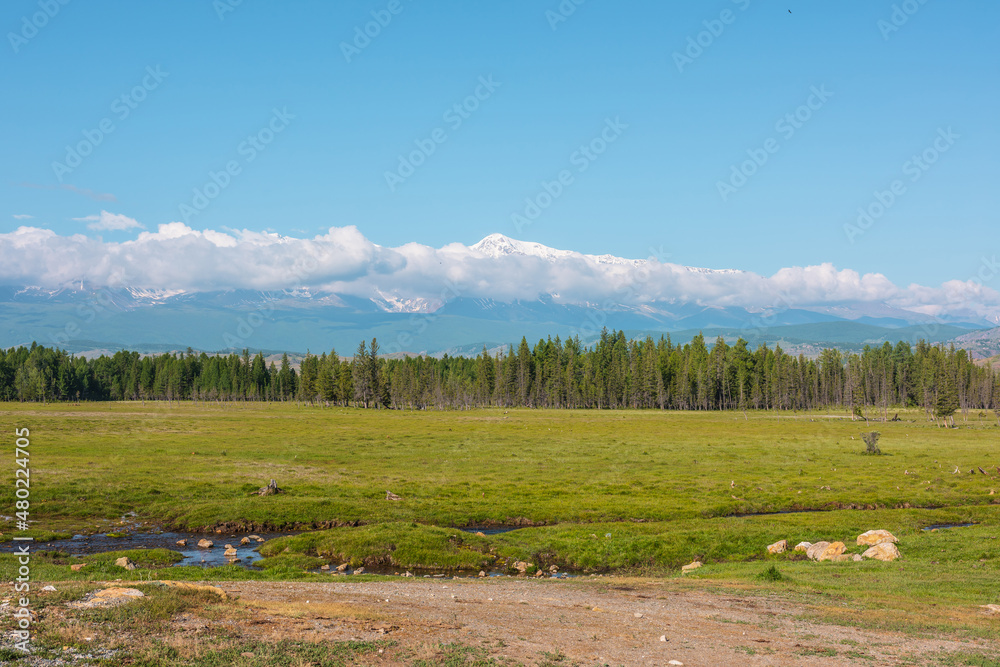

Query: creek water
left=920, top=523, right=977, bottom=531
left=0, top=529, right=297, bottom=568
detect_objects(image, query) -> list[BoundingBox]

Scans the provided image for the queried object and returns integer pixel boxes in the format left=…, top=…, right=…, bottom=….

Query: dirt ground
left=201, top=577, right=994, bottom=666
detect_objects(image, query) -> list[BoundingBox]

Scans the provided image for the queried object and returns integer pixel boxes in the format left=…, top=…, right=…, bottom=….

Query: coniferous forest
left=1, top=330, right=996, bottom=421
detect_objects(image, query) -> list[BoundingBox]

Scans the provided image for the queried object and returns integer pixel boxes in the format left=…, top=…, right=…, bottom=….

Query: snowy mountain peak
left=471, top=234, right=575, bottom=262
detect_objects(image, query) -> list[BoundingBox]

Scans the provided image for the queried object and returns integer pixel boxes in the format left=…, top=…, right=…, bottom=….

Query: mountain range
left=1, top=234, right=997, bottom=358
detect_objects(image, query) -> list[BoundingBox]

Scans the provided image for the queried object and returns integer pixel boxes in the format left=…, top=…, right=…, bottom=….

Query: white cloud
left=73, top=210, right=145, bottom=232
left=12, top=214, right=34, bottom=220
left=0, top=224, right=997, bottom=324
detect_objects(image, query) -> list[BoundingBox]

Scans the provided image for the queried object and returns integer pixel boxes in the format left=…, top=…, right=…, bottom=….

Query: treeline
left=1, top=331, right=996, bottom=419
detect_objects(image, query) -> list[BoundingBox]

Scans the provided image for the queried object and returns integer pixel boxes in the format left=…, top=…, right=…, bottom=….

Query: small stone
left=240, top=537, right=251, bottom=546
left=71, top=564, right=86, bottom=572
left=660, top=635, right=667, bottom=642
left=224, top=544, right=233, bottom=549
left=478, top=571, right=486, bottom=578
left=475, top=531, right=486, bottom=537
left=336, top=563, right=349, bottom=571
left=862, top=542, right=900, bottom=562
left=223, top=547, right=238, bottom=558
left=197, top=539, right=213, bottom=549
left=353, top=567, right=365, bottom=575
left=766, top=539, right=787, bottom=555
left=681, top=561, right=702, bottom=574
left=42, top=585, right=56, bottom=592
left=634, top=612, right=643, bottom=618
left=114, top=557, right=136, bottom=570
left=856, top=530, right=898, bottom=546
left=534, top=570, right=545, bottom=577
left=668, top=661, right=684, bottom=666
left=320, top=564, right=331, bottom=571
left=549, top=564, right=559, bottom=573
left=247, top=534, right=261, bottom=540
left=175, top=539, right=187, bottom=547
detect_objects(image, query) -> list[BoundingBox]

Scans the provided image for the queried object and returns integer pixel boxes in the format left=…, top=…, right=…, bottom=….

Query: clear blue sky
left=3, top=0, right=998, bottom=286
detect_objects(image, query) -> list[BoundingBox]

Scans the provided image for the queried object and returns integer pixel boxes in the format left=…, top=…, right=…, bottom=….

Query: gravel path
left=216, top=577, right=993, bottom=666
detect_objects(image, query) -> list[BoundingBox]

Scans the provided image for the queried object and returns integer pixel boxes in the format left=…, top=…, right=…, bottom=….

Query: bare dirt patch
left=214, top=577, right=996, bottom=665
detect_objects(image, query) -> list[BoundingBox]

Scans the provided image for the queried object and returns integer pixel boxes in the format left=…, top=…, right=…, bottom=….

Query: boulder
left=223, top=547, right=238, bottom=558
left=513, top=561, right=530, bottom=575
left=807, top=541, right=846, bottom=561
left=336, top=563, right=349, bottom=572
left=240, top=537, right=251, bottom=546
left=70, top=563, right=86, bottom=572
left=175, top=539, right=187, bottom=547
left=862, top=542, right=900, bottom=562
left=247, top=534, right=261, bottom=540
left=681, top=561, right=702, bottom=574
left=478, top=570, right=486, bottom=578
left=549, top=564, right=559, bottom=573
left=320, top=564, right=330, bottom=571
left=197, top=539, right=213, bottom=549
left=766, top=539, right=787, bottom=555
left=857, top=530, right=898, bottom=546
left=534, top=569, right=545, bottom=578
left=794, top=541, right=812, bottom=553
left=353, top=567, right=365, bottom=575
left=806, top=541, right=830, bottom=560
left=114, top=557, right=136, bottom=570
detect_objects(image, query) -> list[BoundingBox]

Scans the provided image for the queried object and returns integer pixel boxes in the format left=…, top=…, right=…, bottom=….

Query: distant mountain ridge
left=0, top=233, right=995, bottom=357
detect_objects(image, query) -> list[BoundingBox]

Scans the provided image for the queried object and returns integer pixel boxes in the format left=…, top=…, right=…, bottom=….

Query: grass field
left=2, top=402, right=1000, bottom=642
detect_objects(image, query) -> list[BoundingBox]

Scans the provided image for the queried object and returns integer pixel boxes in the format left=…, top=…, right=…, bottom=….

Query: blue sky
left=3, top=0, right=998, bottom=287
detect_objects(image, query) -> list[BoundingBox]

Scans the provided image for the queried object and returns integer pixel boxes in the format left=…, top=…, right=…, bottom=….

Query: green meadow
left=2, top=402, right=999, bottom=637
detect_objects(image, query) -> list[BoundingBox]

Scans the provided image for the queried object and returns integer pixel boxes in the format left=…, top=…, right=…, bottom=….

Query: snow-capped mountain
left=470, top=233, right=741, bottom=274
left=0, top=232, right=995, bottom=356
